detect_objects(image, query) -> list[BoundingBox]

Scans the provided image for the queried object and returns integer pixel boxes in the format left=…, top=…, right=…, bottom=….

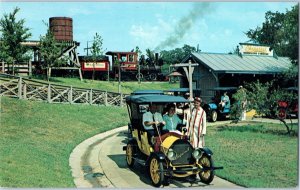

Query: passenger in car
left=143, top=104, right=165, bottom=143
left=163, top=103, right=183, bottom=134
left=219, top=91, right=230, bottom=109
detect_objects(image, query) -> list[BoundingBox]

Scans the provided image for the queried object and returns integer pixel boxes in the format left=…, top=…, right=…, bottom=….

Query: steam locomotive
left=79, top=51, right=165, bottom=81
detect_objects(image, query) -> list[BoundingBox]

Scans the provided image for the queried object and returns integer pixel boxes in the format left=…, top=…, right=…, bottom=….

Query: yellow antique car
left=123, top=91, right=222, bottom=187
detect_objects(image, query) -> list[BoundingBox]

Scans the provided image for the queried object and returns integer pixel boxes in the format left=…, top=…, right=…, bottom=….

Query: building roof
left=188, top=52, right=292, bottom=74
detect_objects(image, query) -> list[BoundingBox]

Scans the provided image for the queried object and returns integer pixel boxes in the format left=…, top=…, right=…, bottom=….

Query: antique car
left=202, top=87, right=237, bottom=122
left=277, top=87, right=298, bottom=119
left=123, top=93, right=222, bottom=187
left=131, top=89, right=165, bottom=95
left=164, top=88, right=201, bottom=97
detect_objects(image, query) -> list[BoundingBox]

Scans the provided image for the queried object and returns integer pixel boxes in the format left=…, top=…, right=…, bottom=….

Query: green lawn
left=0, top=97, right=128, bottom=187
left=0, top=96, right=298, bottom=187
left=206, top=122, right=298, bottom=188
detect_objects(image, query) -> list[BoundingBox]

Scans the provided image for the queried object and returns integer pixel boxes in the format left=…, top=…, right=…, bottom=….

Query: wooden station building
left=176, top=43, right=292, bottom=102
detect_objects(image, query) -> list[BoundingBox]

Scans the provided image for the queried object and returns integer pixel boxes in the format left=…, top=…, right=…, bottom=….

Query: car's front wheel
left=198, top=154, right=215, bottom=184
left=149, top=156, right=165, bottom=187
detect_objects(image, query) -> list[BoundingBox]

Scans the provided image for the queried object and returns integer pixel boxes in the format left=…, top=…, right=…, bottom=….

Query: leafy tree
left=245, top=4, right=298, bottom=64
left=90, top=33, right=104, bottom=80
left=0, top=7, right=31, bottom=75
left=231, top=80, right=297, bottom=134
left=39, top=24, right=66, bottom=81
left=159, top=44, right=196, bottom=73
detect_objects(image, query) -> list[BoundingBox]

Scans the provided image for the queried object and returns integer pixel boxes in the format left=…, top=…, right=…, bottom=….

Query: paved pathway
left=69, top=118, right=298, bottom=188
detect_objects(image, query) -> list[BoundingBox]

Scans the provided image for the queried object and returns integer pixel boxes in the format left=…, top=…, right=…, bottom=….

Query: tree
left=0, top=7, right=31, bottom=75
left=245, top=4, right=298, bottom=64
left=39, top=24, right=66, bottom=81
left=90, top=33, right=104, bottom=80
left=159, top=44, right=196, bottom=73
left=231, top=80, right=296, bottom=134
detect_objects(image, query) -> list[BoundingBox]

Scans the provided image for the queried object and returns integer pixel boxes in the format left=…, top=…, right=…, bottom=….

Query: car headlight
left=192, top=149, right=202, bottom=160
left=167, top=148, right=177, bottom=161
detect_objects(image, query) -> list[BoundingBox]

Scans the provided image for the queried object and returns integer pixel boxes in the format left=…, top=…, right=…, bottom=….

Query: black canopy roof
left=126, top=94, right=190, bottom=104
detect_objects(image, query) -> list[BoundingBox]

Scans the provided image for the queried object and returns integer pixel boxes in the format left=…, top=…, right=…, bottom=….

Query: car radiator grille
left=170, top=139, right=194, bottom=165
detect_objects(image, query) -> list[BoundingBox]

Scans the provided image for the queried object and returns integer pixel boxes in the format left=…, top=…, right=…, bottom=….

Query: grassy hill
left=0, top=97, right=128, bottom=187
left=35, top=77, right=180, bottom=94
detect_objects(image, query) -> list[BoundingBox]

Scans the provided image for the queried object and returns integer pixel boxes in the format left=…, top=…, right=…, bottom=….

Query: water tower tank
left=49, top=17, right=73, bottom=41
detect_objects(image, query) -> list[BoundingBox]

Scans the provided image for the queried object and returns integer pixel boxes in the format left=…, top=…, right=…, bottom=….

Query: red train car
left=79, top=51, right=164, bottom=81
left=79, top=55, right=110, bottom=71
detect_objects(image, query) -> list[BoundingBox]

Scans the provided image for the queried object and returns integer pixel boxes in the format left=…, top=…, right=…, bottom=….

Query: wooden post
left=2, top=61, right=4, bottom=73
left=68, top=86, right=73, bottom=104
left=120, top=93, right=123, bottom=107
left=12, top=60, right=15, bottom=76
left=86, top=90, right=89, bottom=104
left=48, top=84, right=52, bottom=103
left=18, top=77, right=22, bottom=99
left=104, top=91, right=108, bottom=106
left=28, top=60, right=32, bottom=77
left=23, top=83, right=27, bottom=100
left=89, top=89, right=93, bottom=105
left=78, top=68, right=83, bottom=81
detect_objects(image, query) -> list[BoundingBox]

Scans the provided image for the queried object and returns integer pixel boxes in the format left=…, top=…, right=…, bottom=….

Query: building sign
left=84, top=62, right=106, bottom=69
left=240, top=44, right=273, bottom=56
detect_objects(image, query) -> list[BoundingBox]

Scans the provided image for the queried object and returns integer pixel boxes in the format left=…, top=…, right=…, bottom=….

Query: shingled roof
left=187, top=52, right=291, bottom=74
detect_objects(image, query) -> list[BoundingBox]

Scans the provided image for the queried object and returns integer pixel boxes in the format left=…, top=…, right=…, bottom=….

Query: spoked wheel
left=136, top=73, right=143, bottom=80
left=211, top=110, right=218, bottom=122
left=126, top=142, right=136, bottom=168
left=277, top=108, right=287, bottom=120
left=149, top=73, right=157, bottom=80
left=198, top=154, right=215, bottom=184
left=149, top=156, right=165, bottom=187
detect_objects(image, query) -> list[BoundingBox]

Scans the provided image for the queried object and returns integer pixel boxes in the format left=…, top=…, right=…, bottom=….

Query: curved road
left=69, top=123, right=243, bottom=188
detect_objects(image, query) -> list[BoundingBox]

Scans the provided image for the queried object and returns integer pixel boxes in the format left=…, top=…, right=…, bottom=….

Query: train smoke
left=155, top=2, right=212, bottom=51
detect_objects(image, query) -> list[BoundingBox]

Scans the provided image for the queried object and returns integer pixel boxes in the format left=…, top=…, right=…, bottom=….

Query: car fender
left=123, top=139, right=137, bottom=151
left=200, top=147, right=213, bottom=157
left=208, top=103, right=218, bottom=110
left=146, top=152, right=166, bottom=165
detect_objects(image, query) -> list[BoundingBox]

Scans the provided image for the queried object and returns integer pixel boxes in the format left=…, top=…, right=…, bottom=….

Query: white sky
left=0, top=1, right=297, bottom=55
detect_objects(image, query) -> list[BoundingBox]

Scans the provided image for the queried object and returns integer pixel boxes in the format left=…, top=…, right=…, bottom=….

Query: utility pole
left=171, top=60, right=198, bottom=99
left=138, top=62, right=141, bottom=84
left=118, top=60, right=122, bottom=93
left=84, top=41, right=93, bottom=56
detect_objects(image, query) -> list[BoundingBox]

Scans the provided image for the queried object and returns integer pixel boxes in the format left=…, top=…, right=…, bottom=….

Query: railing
left=0, top=61, right=33, bottom=76
left=0, top=73, right=127, bottom=107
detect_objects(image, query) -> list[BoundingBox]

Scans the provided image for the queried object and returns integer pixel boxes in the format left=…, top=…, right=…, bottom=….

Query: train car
left=79, top=55, right=110, bottom=80
left=78, top=51, right=164, bottom=81
left=106, top=51, right=138, bottom=80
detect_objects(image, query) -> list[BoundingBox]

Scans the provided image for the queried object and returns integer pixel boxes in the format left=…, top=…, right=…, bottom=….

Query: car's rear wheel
left=126, top=142, right=135, bottom=168
left=198, top=154, right=215, bottom=184
left=210, top=110, right=218, bottom=122
left=149, top=156, right=165, bottom=187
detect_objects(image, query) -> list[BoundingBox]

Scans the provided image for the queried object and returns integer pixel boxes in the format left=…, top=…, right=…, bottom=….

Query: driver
left=143, top=103, right=166, bottom=144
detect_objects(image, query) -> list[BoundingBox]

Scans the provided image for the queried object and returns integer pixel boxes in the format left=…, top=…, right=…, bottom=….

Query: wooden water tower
left=49, top=17, right=82, bottom=80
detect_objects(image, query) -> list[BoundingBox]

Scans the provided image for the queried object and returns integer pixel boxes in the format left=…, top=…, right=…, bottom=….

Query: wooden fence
left=0, top=74, right=127, bottom=107
left=0, top=61, right=33, bottom=76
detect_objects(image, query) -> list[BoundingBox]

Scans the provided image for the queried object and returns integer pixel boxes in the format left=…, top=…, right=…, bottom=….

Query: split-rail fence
left=0, top=74, right=127, bottom=107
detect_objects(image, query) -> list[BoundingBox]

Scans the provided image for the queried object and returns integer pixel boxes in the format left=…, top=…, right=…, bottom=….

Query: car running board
left=133, top=157, right=146, bottom=166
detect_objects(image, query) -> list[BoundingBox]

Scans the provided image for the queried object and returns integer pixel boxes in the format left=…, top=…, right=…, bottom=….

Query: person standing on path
left=238, top=86, right=247, bottom=121
left=186, top=97, right=207, bottom=148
